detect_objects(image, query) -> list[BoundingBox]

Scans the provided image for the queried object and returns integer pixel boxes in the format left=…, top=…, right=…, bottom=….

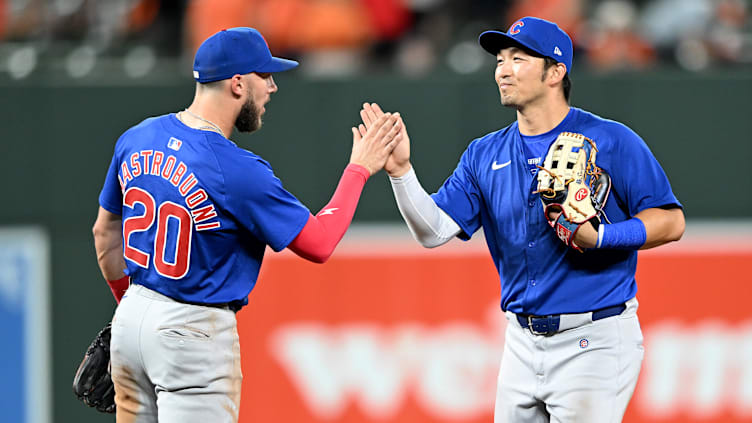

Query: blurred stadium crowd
left=0, top=0, right=750, bottom=80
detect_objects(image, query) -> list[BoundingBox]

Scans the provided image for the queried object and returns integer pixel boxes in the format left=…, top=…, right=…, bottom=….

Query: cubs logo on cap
left=478, top=17, right=573, bottom=74
left=509, top=20, right=524, bottom=35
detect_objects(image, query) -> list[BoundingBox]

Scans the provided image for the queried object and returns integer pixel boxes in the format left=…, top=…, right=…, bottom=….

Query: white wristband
left=597, top=224, right=605, bottom=248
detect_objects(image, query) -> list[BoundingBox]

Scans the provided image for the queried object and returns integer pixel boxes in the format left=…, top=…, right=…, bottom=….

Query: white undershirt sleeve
left=389, top=167, right=462, bottom=248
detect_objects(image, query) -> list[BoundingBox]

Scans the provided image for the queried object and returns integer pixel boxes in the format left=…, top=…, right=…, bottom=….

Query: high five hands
left=358, top=103, right=412, bottom=177
left=350, top=111, right=404, bottom=176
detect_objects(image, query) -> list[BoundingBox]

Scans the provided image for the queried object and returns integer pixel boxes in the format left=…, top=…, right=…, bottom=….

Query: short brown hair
left=543, top=57, right=571, bottom=102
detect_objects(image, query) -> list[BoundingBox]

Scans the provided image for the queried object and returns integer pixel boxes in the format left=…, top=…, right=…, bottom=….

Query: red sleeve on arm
left=107, top=276, right=130, bottom=303
left=288, top=164, right=370, bottom=263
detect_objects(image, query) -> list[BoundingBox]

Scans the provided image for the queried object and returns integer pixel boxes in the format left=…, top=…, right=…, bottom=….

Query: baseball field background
left=1, top=2, right=752, bottom=422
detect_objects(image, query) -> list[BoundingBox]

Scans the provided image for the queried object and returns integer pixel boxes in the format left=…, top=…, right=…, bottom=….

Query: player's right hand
left=349, top=112, right=402, bottom=176
left=359, top=103, right=412, bottom=177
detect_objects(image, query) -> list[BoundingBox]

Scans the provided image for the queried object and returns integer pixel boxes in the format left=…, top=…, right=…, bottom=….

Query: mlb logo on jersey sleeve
left=167, top=137, right=183, bottom=151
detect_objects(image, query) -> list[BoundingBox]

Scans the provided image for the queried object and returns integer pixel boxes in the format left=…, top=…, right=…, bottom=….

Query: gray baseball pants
left=110, top=284, right=242, bottom=423
left=495, top=297, right=643, bottom=423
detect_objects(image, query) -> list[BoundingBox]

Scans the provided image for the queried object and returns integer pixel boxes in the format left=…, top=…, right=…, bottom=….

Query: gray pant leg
left=495, top=299, right=643, bottom=423
left=111, top=286, right=159, bottom=422
left=544, top=301, right=644, bottom=423
left=112, top=284, right=242, bottom=423
left=495, top=317, right=549, bottom=423
left=138, top=289, right=242, bottom=423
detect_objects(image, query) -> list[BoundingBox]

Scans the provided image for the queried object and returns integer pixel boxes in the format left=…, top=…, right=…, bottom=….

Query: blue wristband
left=597, top=218, right=647, bottom=250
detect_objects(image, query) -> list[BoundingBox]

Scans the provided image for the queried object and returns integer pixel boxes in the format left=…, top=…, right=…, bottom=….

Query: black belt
left=186, top=302, right=242, bottom=313
left=516, top=303, right=626, bottom=336
left=169, top=296, right=241, bottom=313
left=188, top=301, right=242, bottom=313
left=131, top=283, right=241, bottom=313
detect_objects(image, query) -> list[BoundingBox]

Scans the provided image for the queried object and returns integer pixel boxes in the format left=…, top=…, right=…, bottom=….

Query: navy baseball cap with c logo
left=193, top=27, right=299, bottom=83
left=478, top=17, right=573, bottom=73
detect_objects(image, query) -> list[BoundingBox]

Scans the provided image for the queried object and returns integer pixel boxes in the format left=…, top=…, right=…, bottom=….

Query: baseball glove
left=72, top=322, right=116, bottom=414
left=536, top=132, right=611, bottom=251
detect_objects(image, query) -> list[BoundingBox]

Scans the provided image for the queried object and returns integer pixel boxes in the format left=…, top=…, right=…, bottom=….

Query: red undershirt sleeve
left=287, top=163, right=370, bottom=263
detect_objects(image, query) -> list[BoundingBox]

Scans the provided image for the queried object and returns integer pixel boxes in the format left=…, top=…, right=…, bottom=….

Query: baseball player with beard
left=92, top=27, right=402, bottom=422
left=360, top=17, right=685, bottom=423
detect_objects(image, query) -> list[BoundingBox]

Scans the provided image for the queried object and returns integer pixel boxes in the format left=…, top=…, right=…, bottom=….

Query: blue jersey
left=432, top=107, right=681, bottom=315
left=99, top=114, right=310, bottom=307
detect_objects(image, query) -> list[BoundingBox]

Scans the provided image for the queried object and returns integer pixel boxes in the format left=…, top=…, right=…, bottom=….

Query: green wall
left=2, top=70, right=749, bottom=421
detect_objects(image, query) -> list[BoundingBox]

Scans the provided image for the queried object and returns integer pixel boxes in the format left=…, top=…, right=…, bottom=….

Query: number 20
left=123, top=187, right=192, bottom=279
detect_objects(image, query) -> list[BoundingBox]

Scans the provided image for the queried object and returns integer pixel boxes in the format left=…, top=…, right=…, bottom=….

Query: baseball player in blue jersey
left=91, top=27, right=402, bottom=422
left=359, top=16, right=685, bottom=423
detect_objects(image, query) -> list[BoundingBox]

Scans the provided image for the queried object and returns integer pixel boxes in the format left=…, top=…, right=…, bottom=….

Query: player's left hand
left=537, top=132, right=611, bottom=252
left=547, top=210, right=598, bottom=249
left=350, top=112, right=403, bottom=176
left=359, top=103, right=412, bottom=177
left=72, top=322, right=116, bottom=414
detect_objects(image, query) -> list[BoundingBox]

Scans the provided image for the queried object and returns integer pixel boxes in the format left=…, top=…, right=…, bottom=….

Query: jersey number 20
left=123, top=187, right=192, bottom=279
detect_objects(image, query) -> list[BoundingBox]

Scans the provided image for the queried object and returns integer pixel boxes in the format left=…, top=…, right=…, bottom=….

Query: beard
left=500, top=94, right=516, bottom=107
left=234, top=94, right=262, bottom=133
left=499, top=90, right=520, bottom=108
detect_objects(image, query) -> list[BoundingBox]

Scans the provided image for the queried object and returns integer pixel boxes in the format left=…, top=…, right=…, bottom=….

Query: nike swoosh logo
left=491, top=160, right=511, bottom=170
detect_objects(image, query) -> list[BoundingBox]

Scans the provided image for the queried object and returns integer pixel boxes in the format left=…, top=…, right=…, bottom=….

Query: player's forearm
left=591, top=207, right=684, bottom=251
left=288, top=163, right=370, bottom=263
left=635, top=207, right=685, bottom=250
left=93, top=209, right=126, bottom=280
left=93, top=221, right=129, bottom=303
left=94, top=230, right=126, bottom=280
left=389, top=167, right=461, bottom=248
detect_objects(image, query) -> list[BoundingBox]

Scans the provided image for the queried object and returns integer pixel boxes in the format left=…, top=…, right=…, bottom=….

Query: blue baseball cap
left=478, top=17, right=573, bottom=73
left=193, top=27, right=299, bottom=83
